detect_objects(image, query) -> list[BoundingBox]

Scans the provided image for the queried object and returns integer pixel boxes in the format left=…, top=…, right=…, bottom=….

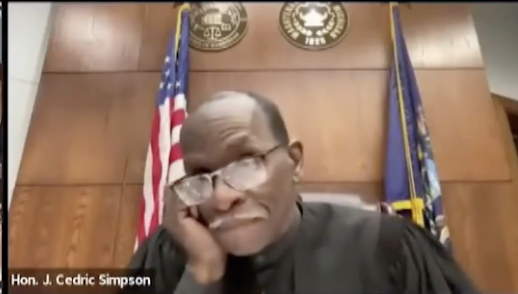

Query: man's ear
left=287, top=139, right=303, bottom=183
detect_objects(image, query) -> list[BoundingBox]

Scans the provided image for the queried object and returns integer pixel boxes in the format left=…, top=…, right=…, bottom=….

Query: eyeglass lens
left=174, top=157, right=267, bottom=206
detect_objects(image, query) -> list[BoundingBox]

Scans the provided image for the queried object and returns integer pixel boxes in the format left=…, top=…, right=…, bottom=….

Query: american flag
left=134, top=5, right=190, bottom=249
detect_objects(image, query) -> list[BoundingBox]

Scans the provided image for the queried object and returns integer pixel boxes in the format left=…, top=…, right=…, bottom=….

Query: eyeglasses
left=171, top=145, right=282, bottom=206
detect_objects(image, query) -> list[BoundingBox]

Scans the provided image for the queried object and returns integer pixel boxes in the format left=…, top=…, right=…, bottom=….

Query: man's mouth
left=211, top=217, right=261, bottom=231
left=209, top=212, right=267, bottom=231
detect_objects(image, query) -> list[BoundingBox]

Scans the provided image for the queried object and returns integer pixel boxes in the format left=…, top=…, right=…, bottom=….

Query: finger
left=175, top=199, right=189, bottom=212
left=177, top=208, right=189, bottom=220
left=189, top=206, right=200, bottom=219
left=165, top=186, right=189, bottom=211
left=163, top=188, right=186, bottom=225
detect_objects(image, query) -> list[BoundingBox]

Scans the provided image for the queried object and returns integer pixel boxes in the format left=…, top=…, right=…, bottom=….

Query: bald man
left=124, top=91, right=479, bottom=294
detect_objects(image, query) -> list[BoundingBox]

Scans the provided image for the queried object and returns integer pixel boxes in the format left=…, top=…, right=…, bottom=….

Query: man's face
left=179, top=96, right=303, bottom=256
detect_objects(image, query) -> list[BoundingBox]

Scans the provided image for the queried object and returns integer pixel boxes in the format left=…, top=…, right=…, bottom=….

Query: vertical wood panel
left=17, top=74, right=128, bottom=185
left=9, top=186, right=122, bottom=268
left=399, top=4, right=482, bottom=68
left=43, top=4, right=145, bottom=72
left=442, top=182, right=518, bottom=292
left=112, top=185, right=142, bottom=267
left=416, top=70, right=509, bottom=180
left=17, top=74, right=159, bottom=185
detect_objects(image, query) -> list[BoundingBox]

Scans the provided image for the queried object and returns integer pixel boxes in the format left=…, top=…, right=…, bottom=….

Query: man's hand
left=163, top=188, right=226, bottom=284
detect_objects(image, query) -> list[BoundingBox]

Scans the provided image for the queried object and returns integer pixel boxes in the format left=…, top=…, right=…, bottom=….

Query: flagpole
left=174, top=4, right=191, bottom=58
left=173, top=3, right=190, bottom=113
left=389, top=2, right=424, bottom=226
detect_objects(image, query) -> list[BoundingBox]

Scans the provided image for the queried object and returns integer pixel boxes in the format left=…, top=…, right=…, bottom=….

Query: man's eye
left=239, top=153, right=257, bottom=160
left=190, top=168, right=211, bottom=175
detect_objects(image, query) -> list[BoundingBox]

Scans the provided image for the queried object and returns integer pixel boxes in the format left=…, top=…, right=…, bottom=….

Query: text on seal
left=189, top=3, right=249, bottom=52
left=279, top=2, right=349, bottom=51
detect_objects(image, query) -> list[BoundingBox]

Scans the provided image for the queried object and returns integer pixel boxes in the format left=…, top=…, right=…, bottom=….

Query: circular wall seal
left=279, top=2, right=349, bottom=51
left=189, top=3, right=249, bottom=52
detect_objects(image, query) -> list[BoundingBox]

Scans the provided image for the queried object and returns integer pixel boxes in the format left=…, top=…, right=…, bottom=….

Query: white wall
left=471, top=3, right=518, bottom=101
left=7, top=3, right=53, bottom=209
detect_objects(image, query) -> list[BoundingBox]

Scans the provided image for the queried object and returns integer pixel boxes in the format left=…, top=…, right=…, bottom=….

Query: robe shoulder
left=306, top=203, right=480, bottom=293
left=378, top=215, right=480, bottom=294
left=122, top=226, right=187, bottom=293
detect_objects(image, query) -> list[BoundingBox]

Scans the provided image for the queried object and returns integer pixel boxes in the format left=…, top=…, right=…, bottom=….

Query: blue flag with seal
left=384, top=3, right=450, bottom=249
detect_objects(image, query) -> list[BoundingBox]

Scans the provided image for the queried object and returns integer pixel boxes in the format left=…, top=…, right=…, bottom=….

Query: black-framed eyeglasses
left=171, top=145, right=283, bottom=206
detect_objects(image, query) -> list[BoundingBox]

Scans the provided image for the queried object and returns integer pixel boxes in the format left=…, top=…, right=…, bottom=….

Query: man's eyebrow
left=182, top=153, right=209, bottom=167
left=226, top=133, right=252, bottom=149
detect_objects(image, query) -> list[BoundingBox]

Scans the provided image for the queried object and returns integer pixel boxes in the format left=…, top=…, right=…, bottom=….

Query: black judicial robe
left=124, top=202, right=479, bottom=294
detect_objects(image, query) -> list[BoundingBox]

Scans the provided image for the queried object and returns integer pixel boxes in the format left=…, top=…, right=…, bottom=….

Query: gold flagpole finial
left=173, top=2, right=191, bottom=61
left=178, top=3, right=190, bottom=12
left=389, top=2, right=412, bottom=10
left=390, top=2, right=412, bottom=10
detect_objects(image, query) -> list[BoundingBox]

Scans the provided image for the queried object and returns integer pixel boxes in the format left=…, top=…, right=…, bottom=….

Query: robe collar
left=294, top=202, right=350, bottom=294
left=251, top=206, right=300, bottom=272
left=224, top=203, right=301, bottom=293
left=293, top=202, right=383, bottom=294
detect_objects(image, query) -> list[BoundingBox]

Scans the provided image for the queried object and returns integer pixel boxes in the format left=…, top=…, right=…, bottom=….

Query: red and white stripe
left=134, top=85, right=187, bottom=250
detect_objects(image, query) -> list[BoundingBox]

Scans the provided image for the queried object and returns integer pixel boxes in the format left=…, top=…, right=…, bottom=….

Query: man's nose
left=210, top=177, right=244, bottom=211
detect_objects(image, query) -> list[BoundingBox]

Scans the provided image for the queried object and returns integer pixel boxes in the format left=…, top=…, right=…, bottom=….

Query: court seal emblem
left=279, top=2, right=349, bottom=51
left=189, top=3, right=249, bottom=52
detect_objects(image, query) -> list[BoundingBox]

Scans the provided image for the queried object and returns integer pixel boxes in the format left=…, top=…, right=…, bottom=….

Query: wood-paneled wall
left=8, top=4, right=518, bottom=292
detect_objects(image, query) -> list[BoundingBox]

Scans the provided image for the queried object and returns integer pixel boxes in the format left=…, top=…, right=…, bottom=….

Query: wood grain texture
left=17, top=70, right=509, bottom=185
left=442, top=182, right=518, bottom=292
left=8, top=186, right=123, bottom=268
left=161, top=3, right=482, bottom=70
left=481, top=97, right=518, bottom=291
left=43, top=3, right=482, bottom=73
left=43, top=4, right=145, bottom=72
left=112, top=185, right=141, bottom=268
left=16, top=73, right=159, bottom=185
